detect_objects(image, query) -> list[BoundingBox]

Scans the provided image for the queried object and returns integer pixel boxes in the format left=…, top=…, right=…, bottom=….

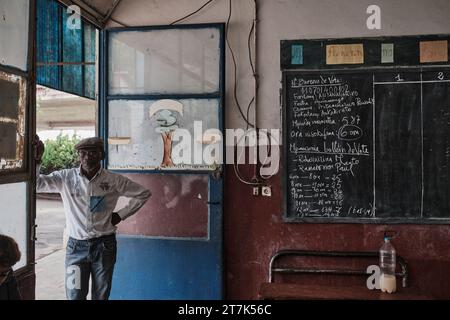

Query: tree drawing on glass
left=149, top=100, right=183, bottom=168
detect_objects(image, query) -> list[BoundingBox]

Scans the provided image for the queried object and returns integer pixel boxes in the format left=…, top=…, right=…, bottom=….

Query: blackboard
left=283, top=68, right=450, bottom=223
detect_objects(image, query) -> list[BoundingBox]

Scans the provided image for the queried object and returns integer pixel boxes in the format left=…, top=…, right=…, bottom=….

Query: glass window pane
left=108, top=99, right=221, bottom=170
left=0, top=0, right=29, bottom=71
left=36, top=0, right=60, bottom=89
left=116, top=174, right=209, bottom=239
left=0, top=71, right=26, bottom=171
left=36, top=0, right=98, bottom=99
left=108, top=28, right=221, bottom=95
left=62, top=8, right=83, bottom=96
left=84, top=24, right=97, bottom=99
left=0, top=182, right=28, bottom=269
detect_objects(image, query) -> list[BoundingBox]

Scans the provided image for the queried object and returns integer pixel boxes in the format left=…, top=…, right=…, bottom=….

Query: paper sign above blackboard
left=326, top=44, right=364, bottom=65
left=281, top=35, right=450, bottom=70
left=420, top=40, right=448, bottom=63
left=381, top=43, right=394, bottom=63
left=291, top=44, right=303, bottom=65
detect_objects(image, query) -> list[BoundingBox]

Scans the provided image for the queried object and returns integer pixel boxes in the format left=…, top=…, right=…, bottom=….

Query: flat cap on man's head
left=75, top=137, right=104, bottom=151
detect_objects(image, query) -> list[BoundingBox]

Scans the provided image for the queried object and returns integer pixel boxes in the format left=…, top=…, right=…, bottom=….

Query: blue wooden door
left=100, top=24, right=224, bottom=299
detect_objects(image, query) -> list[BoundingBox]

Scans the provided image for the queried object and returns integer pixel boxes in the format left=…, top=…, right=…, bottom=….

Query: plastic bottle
left=379, top=234, right=397, bottom=293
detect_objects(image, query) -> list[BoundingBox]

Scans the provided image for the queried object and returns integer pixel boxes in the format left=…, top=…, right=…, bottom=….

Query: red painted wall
left=224, top=164, right=450, bottom=299
left=116, top=174, right=209, bottom=238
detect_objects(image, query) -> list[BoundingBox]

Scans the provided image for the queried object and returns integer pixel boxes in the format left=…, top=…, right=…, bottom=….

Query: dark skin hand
left=33, top=135, right=45, bottom=164
left=33, top=135, right=122, bottom=226
left=111, top=212, right=121, bottom=226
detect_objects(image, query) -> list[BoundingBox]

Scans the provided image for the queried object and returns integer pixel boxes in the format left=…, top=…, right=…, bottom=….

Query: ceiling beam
left=56, top=0, right=106, bottom=29
left=102, top=0, right=122, bottom=25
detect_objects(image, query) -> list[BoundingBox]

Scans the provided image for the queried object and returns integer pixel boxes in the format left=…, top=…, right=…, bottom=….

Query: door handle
left=31, top=224, right=38, bottom=241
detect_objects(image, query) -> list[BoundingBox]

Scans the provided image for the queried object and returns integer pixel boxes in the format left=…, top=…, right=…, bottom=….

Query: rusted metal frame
left=0, top=0, right=38, bottom=294
left=272, top=268, right=370, bottom=276
left=36, top=61, right=95, bottom=66
left=46, top=120, right=96, bottom=128
left=269, top=249, right=408, bottom=288
left=0, top=72, right=27, bottom=172
left=26, top=0, right=38, bottom=291
left=0, top=173, right=30, bottom=184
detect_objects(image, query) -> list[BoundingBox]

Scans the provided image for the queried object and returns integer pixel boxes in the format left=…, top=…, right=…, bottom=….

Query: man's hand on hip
left=111, top=212, right=122, bottom=226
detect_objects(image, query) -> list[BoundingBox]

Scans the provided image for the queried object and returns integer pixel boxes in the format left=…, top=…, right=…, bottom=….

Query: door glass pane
left=62, top=7, right=83, bottom=96
left=0, top=71, right=26, bottom=171
left=36, top=0, right=99, bottom=99
left=36, top=0, right=60, bottom=89
left=109, top=28, right=221, bottom=95
left=115, top=174, right=209, bottom=239
left=108, top=99, right=221, bottom=170
left=0, top=0, right=29, bottom=71
left=84, top=23, right=97, bottom=99
left=0, top=182, right=28, bottom=269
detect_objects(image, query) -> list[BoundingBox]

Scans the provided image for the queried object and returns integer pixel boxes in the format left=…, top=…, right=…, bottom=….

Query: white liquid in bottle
left=380, top=273, right=397, bottom=293
left=379, top=235, right=397, bottom=294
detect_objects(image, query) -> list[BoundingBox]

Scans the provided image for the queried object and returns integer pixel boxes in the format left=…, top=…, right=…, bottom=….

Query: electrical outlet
left=253, top=186, right=259, bottom=196
left=262, top=186, right=272, bottom=197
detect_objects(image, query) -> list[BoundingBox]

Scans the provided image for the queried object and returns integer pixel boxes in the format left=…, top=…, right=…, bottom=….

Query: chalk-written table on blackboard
left=283, top=68, right=450, bottom=223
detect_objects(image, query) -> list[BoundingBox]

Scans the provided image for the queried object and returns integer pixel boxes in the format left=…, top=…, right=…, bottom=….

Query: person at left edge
left=33, top=136, right=151, bottom=300
left=0, top=234, right=22, bottom=300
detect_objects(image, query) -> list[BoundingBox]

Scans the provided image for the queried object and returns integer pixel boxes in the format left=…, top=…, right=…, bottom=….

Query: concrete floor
left=36, top=198, right=66, bottom=260
left=35, top=198, right=94, bottom=300
left=35, top=198, right=66, bottom=300
left=35, top=248, right=66, bottom=300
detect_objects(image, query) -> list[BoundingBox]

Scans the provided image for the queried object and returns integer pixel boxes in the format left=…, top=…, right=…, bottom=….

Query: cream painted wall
left=108, top=0, right=450, bottom=130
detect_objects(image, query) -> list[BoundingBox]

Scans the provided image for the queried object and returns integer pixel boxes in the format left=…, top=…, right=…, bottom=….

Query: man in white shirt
left=34, top=136, right=151, bottom=300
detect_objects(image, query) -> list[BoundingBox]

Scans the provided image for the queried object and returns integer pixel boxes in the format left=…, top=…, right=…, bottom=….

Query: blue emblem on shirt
left=90, top=196, right=106, bottom=213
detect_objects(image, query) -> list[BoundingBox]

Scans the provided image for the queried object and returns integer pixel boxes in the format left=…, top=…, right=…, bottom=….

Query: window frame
left=0, top=0, right=37, bottom=283
left=100, top=23, right=226, bottom=174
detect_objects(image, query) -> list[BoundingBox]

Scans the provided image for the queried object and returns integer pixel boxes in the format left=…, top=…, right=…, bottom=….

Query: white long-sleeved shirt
left=36, top=165, right=151, bottom=240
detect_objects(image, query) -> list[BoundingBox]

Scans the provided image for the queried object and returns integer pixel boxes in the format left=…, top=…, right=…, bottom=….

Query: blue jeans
left=65, top=234, right=116, bottom=300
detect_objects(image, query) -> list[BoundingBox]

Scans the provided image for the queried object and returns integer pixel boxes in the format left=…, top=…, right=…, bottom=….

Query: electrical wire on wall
left=244, top=0, right=277, bottom=182
left=170, top=0, right=276, bottom=185
left=227, top=0, right=279, bottom=186
left=229, top=0, right=261, bottom=186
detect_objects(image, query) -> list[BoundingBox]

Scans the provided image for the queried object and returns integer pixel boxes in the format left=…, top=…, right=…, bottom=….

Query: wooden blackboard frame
left=282, top=66, right=450, bottom=224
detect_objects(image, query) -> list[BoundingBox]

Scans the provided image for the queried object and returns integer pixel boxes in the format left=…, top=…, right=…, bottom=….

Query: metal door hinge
left=31, top=224, right=37, bottom=241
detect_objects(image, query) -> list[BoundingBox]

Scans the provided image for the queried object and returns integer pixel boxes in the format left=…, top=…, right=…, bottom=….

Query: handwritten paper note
left=326, top=44, right=364, bottom=65
left=420, top=40, right=448, bottom=63
left=291, top=44, right=303, bottom=65
left=381, top=43, right=394, bottom=63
